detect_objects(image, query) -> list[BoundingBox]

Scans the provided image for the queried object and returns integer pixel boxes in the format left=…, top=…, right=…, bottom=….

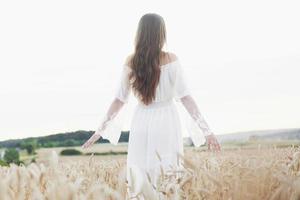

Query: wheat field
left=0, top=146, right=300, bottom=200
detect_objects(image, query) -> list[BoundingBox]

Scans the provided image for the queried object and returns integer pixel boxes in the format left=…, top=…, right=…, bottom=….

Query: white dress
left=98, top=58, right=212, bottom=198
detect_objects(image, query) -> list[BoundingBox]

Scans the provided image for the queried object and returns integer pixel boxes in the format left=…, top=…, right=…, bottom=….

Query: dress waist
left=137, top=99, right=174, bottom=109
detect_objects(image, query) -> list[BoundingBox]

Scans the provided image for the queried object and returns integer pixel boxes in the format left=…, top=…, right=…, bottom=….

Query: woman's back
left=122, top=52, right=190, bottom=105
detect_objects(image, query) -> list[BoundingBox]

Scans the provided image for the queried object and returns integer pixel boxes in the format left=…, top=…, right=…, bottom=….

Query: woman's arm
left=180, top=95, right=221, bottom=151
left=82, top=56, right=132, bottom=149
left=82, top=98, right=125, bottom=149
left=97, top=98, right=125, bottom=132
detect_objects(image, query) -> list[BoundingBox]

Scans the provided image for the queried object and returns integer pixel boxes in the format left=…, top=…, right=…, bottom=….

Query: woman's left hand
left=82, top=132, right=102, bottom=149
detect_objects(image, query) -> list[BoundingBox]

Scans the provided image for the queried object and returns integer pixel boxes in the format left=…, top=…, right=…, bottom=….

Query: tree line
left=0, top=130, right=130, bottom=149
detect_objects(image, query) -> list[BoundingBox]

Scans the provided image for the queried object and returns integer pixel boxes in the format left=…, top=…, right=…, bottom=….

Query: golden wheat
left=0, top=147, right=299, bottom=200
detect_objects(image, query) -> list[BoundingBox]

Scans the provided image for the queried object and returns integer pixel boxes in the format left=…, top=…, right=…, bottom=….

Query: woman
left=82, top=13, right=221, bottom=197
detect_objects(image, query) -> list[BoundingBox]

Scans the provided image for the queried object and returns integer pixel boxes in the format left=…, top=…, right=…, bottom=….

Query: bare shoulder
left=162, top=51, right=178, bottom=63
left=167, top=52, right=178, bottom=61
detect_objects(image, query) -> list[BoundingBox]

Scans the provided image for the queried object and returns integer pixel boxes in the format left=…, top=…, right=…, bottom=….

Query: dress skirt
left=126, top=98, right=184, bottom=197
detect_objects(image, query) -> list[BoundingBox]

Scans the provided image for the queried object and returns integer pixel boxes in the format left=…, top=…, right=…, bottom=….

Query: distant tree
left=60, top=149, right=82, bottom=156
left=118, top=131, right=129, bottom=143
left=20, top=140, right=37, bottom=155
left=0, top=130, right=131, bottom=149
left=63, top=139, right=77, bottom=147
left=43, top=142, right=55, bottom=148
left=0, top=159, right=8, bottom=167
left=4, top=148, right=20, bottom=164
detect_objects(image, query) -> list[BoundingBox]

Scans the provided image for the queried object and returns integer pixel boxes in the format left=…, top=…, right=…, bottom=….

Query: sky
left=0, top=0, right=299, bottom=141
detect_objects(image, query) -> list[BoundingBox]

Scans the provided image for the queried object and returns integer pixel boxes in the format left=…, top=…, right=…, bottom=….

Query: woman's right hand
left=205, top=134, right=221, bottom=152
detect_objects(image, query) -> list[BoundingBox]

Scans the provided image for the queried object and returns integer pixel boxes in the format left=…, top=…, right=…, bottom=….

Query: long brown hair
left=128, top=13, right=167, bottom=105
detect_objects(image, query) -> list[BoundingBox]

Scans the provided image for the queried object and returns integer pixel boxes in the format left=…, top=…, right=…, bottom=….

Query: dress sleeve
left=95, top=99, right=127, bottom=145
left=115, top=65, right=132, bottom=103
left=180, top=95, right=214, bottom=146
left=93, top=65, right=131, bottom=145
left=174, top=60, right=191, bottom=100
left=173, top=60, right=214, bottom=147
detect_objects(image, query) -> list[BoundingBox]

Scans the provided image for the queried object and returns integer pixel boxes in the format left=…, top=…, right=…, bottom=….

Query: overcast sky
left=0, top=0, right=299, bottom=141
